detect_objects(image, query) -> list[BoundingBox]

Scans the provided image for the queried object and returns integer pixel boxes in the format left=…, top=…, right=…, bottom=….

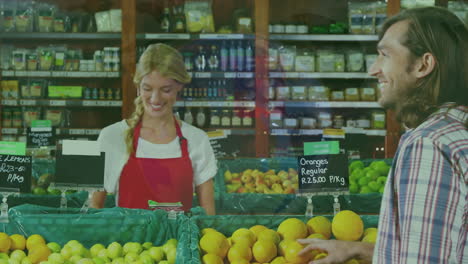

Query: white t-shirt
left=97, top=120, right=217, bottom=195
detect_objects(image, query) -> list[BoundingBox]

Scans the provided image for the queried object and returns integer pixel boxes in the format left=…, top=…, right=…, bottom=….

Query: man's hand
left=297, top=238, right=374, bottom=264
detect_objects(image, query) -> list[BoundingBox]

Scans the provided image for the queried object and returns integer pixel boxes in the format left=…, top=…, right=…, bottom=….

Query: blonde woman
left=92, top=44, right=217, bottom=214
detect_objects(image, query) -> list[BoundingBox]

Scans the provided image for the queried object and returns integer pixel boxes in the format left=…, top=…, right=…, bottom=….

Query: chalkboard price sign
left=27, top=128, right=56, bottom=148
left=0, top=155, right=32, bottom=193
left=297, top=154, right=349, bottom=193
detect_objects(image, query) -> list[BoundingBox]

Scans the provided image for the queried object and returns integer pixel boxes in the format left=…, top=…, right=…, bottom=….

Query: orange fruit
left=227, top=244, right=252, bottom=263
left=0, top=233, right=11, bottom=252
left=332, top=210, right=364, bottom=241
left=28, top=244, right=51, bottom=264
left=277, top=218, right=308, bottom=240
left=306, top=216, right=332, bottom=239
left=249, top=225, right=268, bottom=240
left=252, top=240, right=277, bottom=263
left=199, top=231, right=229, bottom=258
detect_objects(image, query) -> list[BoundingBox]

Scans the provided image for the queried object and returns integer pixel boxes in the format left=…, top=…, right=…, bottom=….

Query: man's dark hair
left=380, top=7, right=468, bottom=128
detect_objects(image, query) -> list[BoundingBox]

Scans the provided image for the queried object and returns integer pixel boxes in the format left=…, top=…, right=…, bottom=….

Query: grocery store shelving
left=1, top=128, right=102, bottom=136
left=268, top=101, right=381, bottom=108
left=188, top=72, right=254, bottom=78
left=0, top=71, right=120, bottom=78
left=268, top=72, right=374, bottom=79
left=138, top=33, right=255, bottom=40
left=175, top=101, right=255, bottom=108
left=270, top=34, right=379, bottom=41
left=1, top=99, right=122, bottom=107
left=270, top=128, right=386, bottom=137
left=206, top=128, right=256, bottom=135
left=0, top=33, right=121, bottom=40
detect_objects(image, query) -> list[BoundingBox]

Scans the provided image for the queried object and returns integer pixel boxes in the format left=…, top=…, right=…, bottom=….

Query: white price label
left=15, top=71, right=27, bottom=77
left=224, top=72, right=236, bottom=78
left=285, top=72, right=299, bottom=78
left=85, top=129, right=100, bottom=135
left=2, top=100, right=18, bottom=106
left=52, top=71, right=67, bottom=77
left=97, top=101, right=111, bottom=106
left=20, top=99, right=36, bottom=106
left=49, top=100, right=66, bottom=106
left=2, top=71, right=15, bottom=76
left=82, top=100, right=98, bottom=107
left=194, top=72, right=211, bottom=78
left=1, top=128, right=18, bottom=134
left=69, top=129, right=85, bottom=135
left=237, top=72, right=253, bottom=78
left=35, top=71, right=51, bottom=77
left=109, top=101, right=122, bottom=107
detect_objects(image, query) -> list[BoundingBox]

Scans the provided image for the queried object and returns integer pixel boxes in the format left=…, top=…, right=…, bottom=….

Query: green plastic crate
left=189, top=214, right=379, bottom=264
left=4, top=204, right=192, bottom=264
left=217, top=158, right=389, bottom=214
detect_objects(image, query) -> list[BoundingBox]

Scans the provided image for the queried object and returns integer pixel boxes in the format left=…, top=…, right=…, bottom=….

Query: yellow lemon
left=201, top=228, right=218, bottom=236
left=277, top=218, right=308, bottom=241
left=284, top=241, right=311, bottom=264
left=230, top=259, right=249, bottom=264
left=26, top=235, right=46, bottom=251
left=0, top=233, right=11, bottom=252
left=332, top=210, right=364, bottom=241
left=270, top=256, right=286, bottom=264
left=314, top=252, right=328, bottom=260
left=306, top=216, right=332, bottom=239
left=28, top=244, right=51, bottom=264
left=10, top=234, right=26, bottom=251
left=306, top=233, right=327, bottom=240
left=362, top=231, right=377, bottom=243
left=227, top=244, right=252, bottom=263
left=257, top=229, right=280, bottom=245
left=201, top=253, right=223, bottom=264
left=249, top=225, right=268, bottom=240
left=364, top=227, right=378, bottom=237
left=277, top=240, right=293, bottom=257
left=252, top=240, right=277, bottom=263
left=231, top=228, right=256, bottom=247
left=199, top=231, right=229, bottom=258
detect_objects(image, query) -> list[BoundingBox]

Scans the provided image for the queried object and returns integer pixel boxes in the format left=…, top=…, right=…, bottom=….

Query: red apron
left=118, top=118, right=194, bottom=211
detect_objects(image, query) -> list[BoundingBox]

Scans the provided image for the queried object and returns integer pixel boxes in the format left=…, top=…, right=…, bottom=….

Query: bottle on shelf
left=220, top=41, right=229, bottom=72
left=210, top=109, right=221, bottom=127
left=229, top=41, right=237, bottom=71
left=237, top=41, right=245, bottom=72
left=245, top=41, right=254, bottom=72
left=195, top=46, right=207, bottom=71
left=183, top=108, right=194, bottom=125
left=91, top=87, right=98, bottom=100
left=196, top=108, right=206, bottom=128
left=160, top=7, right=171, bottom=33
left=172, top=6, right=186, bottom=33
left=208, top=45, right=220, bottom=71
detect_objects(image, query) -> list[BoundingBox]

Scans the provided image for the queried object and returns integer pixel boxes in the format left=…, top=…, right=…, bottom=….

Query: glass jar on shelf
left=221, top=109, right=231, bottom=127
left=300, top=116, right=317, bottom=129
left=345, top=88, right=360, bottom=101
left=360, top=87, right=376, bottom=101
left=331, top=90, right=345, bottom=101
left=270, top=110, right=283, bottom=128
left=242, top=108, right=254, bottom=127
left=356, top=115, right=371, bottom=128
left=284, top=114, right=299, bottom=129
left=232, top=109, right=242, bottom=127
left=291, top=86, right=307, bottom=100
left=371, top=111, right=386, bottom=129
left=308, top=86, right=330, bottom=101
left=318, top=112, right=332, bottom=129
left=295, top=49, right=315, bottom=72
left=276, top=86, right=291, bottom=100
left=333, top=114, right=344, bottom=129
left=209, top=109, right=220, bottom=127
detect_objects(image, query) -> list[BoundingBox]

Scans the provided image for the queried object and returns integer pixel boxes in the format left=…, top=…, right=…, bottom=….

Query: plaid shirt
left=374, top=104, right=468, bottom=263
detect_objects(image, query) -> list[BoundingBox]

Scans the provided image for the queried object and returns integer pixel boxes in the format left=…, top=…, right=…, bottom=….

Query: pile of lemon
left=0, top=233, right=177, bottom=264
left=199, top=210, right=378, bottom=264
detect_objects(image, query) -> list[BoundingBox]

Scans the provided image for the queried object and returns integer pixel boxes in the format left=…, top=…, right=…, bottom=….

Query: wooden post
left=384, top=0, right=401, bottom=158
left=254, top=0, right=270, bottom=157
left=121, top=0, right=137, bottom=119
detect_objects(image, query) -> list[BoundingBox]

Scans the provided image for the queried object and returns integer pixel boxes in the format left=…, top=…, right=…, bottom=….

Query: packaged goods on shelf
left=291, top=86, right=307, bottom=100
left=365, top=54, right=378, bottom=71
left=270, top=110, right=283, bottom=128
left=316, top=49, right=344, bottom=72
left=15, top=0, right=34, bottom=32
left=278, top=45, right=296, bottom=71
left=331, top=90, right=345, bottom=101
left=308, top=86, right=330, bottom=101
left=44, top=108, right=64, bottom=127
left=345, top=87, right=360, bottom=101
left=0, top=45, right=14, bottom=70
left=295, top=49, right=315, bottom=72
left=348, top=1, right=387, bottom=35
left=184, top=0, right=215, bottom=33
left=36, top=2, right=56, bottom=32
left=275, top=86, right=290, bottom=100
left=360, top=87, right=376, bottom=101
left=346, top=49, right=364, bottom=72
left=22, top=107, right=41, bottom=127
left=95, top=9, right=121, bottom=32
left=371, top=111, right=386, bottom=129
left=1, top=80, right=19, bottom=99
left=0, top=0, right=16, bottom=32
left=284, top=115, right=299, bottom=129
left=22, top=79, right=46, bottom=98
